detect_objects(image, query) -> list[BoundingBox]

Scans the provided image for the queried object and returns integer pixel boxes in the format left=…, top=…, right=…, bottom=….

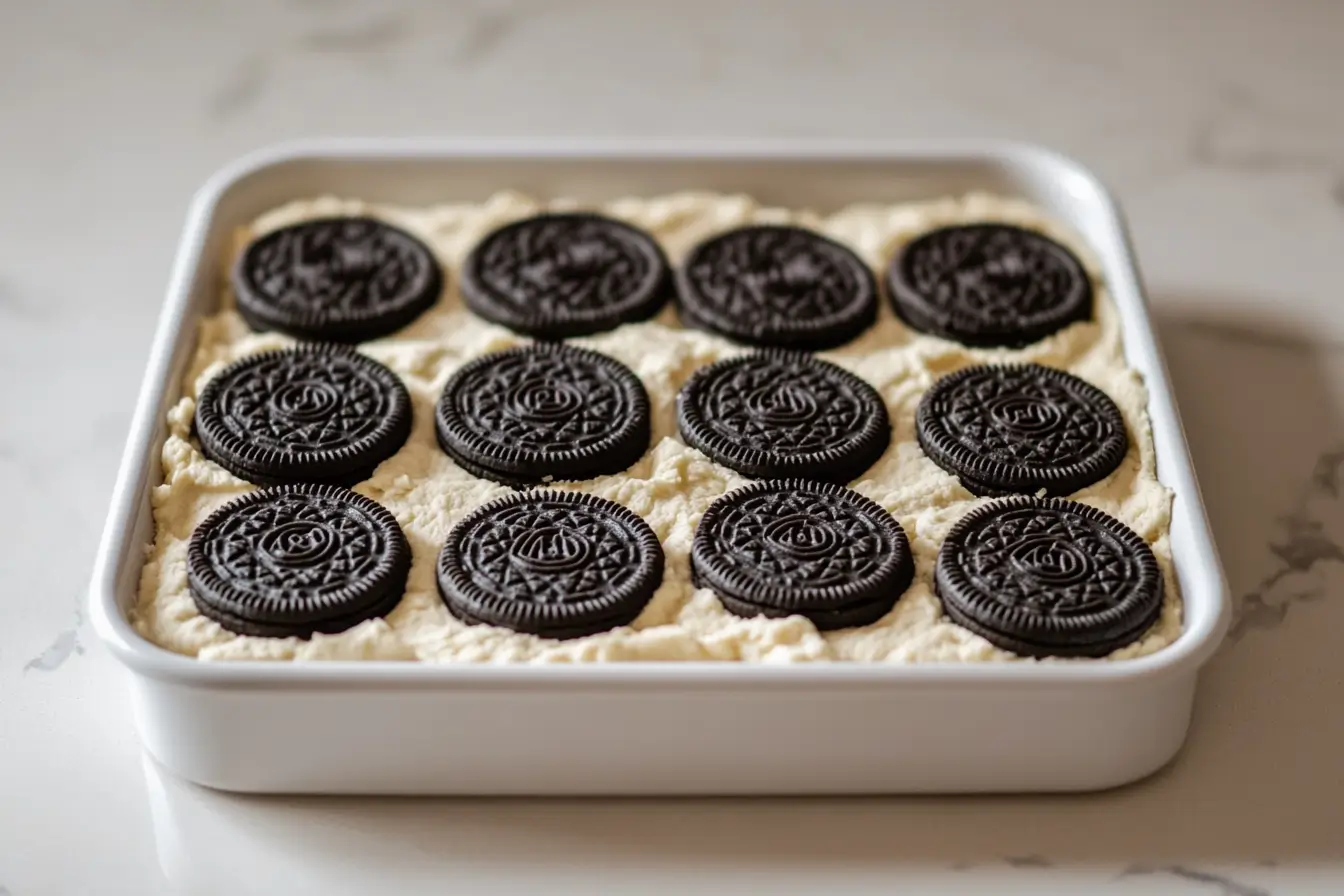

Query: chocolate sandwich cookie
left=691, top=480, right=913, bottom=630
left=916, top=363, right=1128, bottom=496
left=435, top=343, right=651, bottom=487
left=196, top=345, right=412, bottom=487
left=233, top=216, right=442, bottom=343
left=677, top=350, right=890, bottom=483
left=935, top=497, right=1163, bottom=658
left=887, top=223, right=1092, bottom=347
left=437, top=491, right=664, bottom=639
left=678, top=225, right=878, bottom=350
left=187, top=484, right=411, bottom=638
left=460, top=213, right=672, bottom=339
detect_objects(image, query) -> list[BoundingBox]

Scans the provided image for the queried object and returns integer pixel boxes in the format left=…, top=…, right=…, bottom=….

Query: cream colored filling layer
left=131, top=191, right=1181, bottom=663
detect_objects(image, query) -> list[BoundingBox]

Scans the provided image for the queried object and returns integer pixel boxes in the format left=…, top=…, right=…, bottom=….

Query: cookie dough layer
left=132, top=191, right=1182, bottom=663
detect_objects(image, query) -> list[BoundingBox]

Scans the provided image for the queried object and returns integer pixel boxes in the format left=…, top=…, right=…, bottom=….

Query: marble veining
left=1002, top=855, right=1052, bottom=869
left=1189, top=84, right=1343, bottom=176
left=205, top=4, right=528, bottom=120
left=208, top=54, right=271, bottom=120
left=297, top=12, right=409, bottom=54
left=1121, top=864, right=1271, bottom=896
left=444, top=7, right=521, bottom=68
left=23, top=607, right=85, bottom=674
left=0, top=276, right=49, bottom=321
left=1232, top=443, right=1344, bottom=640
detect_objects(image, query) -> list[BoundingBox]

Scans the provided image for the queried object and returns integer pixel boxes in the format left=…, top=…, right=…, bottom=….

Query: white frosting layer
left=131, top=191, right=1181, bottom=663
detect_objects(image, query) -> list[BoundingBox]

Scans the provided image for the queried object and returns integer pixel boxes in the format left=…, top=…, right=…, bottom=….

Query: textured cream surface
left=131, top=191, right=1182, bottom=663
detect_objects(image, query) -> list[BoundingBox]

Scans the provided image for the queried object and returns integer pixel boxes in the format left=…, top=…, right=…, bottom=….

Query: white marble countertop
left=3, top=0, right=1343, bottom=893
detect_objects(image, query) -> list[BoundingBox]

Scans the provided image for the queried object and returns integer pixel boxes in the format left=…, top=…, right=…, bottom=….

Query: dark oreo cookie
left=435, top=343, right=651, bottom=488
left=935, top=497, right=1163, bottom=657
left=691, top=480, right=913, bottom=630
left=187, top=484, right=411, bottom=638
left=445, top=451, right=550, bottom=492
left=678, top=225, right=878, bottom=350
left=916, top=364, right=1128, bottom=496
left=461, top=213, right=672, bottom=339
left=887, top=223, right=1092, bottom=347
left=677, top=350, right=890, bottom=484
left=233, top=216, right=442, bottom=343
left=196, top=345, right=411, bottom=487
left=437, top=491, right=664, bottom=639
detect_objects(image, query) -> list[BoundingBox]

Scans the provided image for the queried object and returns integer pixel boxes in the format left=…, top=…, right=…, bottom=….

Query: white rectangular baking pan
left=89, top=139, right=1230, bottom=795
